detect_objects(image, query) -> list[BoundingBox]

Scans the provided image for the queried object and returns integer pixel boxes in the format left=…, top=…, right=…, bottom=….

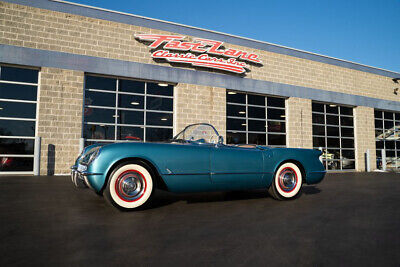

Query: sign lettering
left=135, top=34, right=262, bottom=74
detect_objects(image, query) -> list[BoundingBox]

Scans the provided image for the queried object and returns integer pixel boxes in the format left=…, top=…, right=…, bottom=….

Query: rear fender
left=264, top=148, right=325, bottom=186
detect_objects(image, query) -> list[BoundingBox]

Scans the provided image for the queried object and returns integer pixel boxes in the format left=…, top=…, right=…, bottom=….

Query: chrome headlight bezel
left=79, top=146, right=101, bottom=166
left=76, top=150, right=84, bottom=161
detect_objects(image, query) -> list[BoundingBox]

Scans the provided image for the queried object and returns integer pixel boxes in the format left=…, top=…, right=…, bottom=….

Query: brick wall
left=354, top=106, right=376, bottom=171
left=38, top=67, right=84, bottom=175
left=286, top=97, right=313, bottom=149
left=0, top=1, right=397, bottom=103
left=174, top=83, right=226, bottom=139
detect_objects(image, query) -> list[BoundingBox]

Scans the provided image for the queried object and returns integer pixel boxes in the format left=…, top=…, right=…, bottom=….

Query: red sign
left=135, top=34, right=262, bottom=74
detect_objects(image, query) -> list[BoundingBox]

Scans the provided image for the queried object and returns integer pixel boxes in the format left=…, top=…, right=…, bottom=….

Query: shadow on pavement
left=149, top=186, right=323, bottom=209
left=302, top=185, right=322, bottom=195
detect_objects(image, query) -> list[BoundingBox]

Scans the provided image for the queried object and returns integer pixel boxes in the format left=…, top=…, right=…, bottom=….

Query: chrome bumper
left=71, top=165, right=103, bottom=190
left=70, top=165, right=88, bottom=188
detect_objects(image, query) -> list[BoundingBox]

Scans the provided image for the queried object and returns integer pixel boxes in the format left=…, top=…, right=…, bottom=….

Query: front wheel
left=104, top=161, right=154, bottom=210
left=268, top=162, right=303, bottom=200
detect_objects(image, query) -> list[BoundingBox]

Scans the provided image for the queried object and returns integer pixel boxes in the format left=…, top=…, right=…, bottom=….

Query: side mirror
left=218, top=136, right=224, bottom=145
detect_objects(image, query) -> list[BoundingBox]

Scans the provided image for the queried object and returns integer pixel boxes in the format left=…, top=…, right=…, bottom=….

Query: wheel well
left=100, top=157, right=168, bottom=194
left=276, top=159, right=306, bottom=183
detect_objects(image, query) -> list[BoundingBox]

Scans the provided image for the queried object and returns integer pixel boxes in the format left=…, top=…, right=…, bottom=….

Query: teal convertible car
left=71, top=123, right=326, bottom=210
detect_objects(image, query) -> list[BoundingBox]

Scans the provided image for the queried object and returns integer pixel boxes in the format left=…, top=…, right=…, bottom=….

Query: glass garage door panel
left=119, top=94, right=144, bottom=109
left=83, top=124, right=115, bottom=140
left=85, top=76, right=116, bottom=91
left=312, top=102, right=355, bottom=171
left=0, top=120, right=35, bottom=137
left=0, top=84, right=37, bottom=101
left=0, top=66, right=38, bottom=83
left=0, top=101, right=36, bottom=119
left=83, top=75, right=174, bottom=144
left=146, top=128, right=173, bottom=142
left=248, top=133, right=266, bottom=145
left=0, top=157, right=34, bottom=172
left=0, top=65, right=38, bottom=173
left=374, top=110, right=400, bottom=171
left=226, top=90, right=286, bottom=147
left=85, top=90, right=116, bottom=107
left=0, top=138, right=35, bottom=154
left=117, top=126, right=144, bottom=141
left=226, top=132, right=246, bottom=144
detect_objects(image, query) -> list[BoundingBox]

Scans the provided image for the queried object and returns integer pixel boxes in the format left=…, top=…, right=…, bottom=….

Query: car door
left=163, top=142, right=211, bottom=175
left=160, top=142, right=213, bottom=192
left=210, top=144, right=264, bottom=189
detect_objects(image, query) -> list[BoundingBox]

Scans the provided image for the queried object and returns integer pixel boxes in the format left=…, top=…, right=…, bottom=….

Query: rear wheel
left=268, top=162, right=303, bottom=200
left=104, top=161, right=154, bottom=210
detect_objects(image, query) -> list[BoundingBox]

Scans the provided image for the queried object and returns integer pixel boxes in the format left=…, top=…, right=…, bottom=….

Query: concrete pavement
left=0, top=172, right=399, bottom=266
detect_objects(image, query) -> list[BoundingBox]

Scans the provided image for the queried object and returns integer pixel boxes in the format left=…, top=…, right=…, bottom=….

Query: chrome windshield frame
left=172, top=123, right=223, bottom=145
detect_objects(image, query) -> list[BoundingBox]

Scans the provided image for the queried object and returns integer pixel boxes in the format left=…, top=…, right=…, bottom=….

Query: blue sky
left=67, top=0, right=400, bottom=72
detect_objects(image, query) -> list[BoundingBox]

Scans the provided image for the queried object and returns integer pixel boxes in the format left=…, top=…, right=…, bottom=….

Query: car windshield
left=172, top=124, right=220, bottom=144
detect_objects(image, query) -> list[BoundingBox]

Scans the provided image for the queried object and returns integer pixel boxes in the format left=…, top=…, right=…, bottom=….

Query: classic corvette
left=71, top=123, right=326, bottom=210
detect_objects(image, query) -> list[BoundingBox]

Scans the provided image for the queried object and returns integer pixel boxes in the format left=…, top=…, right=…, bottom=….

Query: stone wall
left=37, top=67, right=84, bottom=175
left=354, top=106, right=376, bottom=171
left=174, top=83, right=226, bottom=139
left=286, top=97, right=313, bottom=149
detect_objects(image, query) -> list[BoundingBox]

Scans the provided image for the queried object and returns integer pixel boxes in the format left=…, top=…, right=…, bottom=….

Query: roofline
left=52, top=0, right=399, bottom=76
left=2, top=0, right=400, bottom=78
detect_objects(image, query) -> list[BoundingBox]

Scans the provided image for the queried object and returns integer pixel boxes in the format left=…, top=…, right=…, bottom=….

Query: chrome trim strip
left=81, top=171, right=103, bottom=176
left=71, top=166, right=103, bottom=176
left=163, top=172, right=274, bottom=176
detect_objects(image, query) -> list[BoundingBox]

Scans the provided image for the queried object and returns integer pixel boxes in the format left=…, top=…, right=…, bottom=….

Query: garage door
left=0, top=65, right=39, bottom=174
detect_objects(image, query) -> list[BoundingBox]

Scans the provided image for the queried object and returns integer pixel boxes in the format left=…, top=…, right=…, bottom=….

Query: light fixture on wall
left=393, top=78, right=399, bottom=95
left=130, top=101, right=140, bottom=105
left=228, top=92, right=237, bottom=95
left=158, top=83, right=168, bottom=87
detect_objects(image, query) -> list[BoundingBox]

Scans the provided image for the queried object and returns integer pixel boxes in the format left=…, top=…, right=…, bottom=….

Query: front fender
left=85, top=143, right=167, bottom=193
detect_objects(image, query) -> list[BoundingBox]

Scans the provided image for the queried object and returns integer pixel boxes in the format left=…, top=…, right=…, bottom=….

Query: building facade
left=0, top=0, right=399, bottom=175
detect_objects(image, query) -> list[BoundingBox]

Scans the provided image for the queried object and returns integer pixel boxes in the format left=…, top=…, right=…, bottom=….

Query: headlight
left=79, top=146, right=101, bottom=165
left=76, top=151, right=84, bottom=160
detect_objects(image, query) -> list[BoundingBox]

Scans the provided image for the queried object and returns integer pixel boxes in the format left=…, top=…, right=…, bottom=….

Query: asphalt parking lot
left=0, top=172, right=399, bottom=266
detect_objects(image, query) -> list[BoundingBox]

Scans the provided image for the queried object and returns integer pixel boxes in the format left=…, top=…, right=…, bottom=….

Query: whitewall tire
left=268, top=162, right=303, bottom=200
left=105, top=162, right=154, bottom=210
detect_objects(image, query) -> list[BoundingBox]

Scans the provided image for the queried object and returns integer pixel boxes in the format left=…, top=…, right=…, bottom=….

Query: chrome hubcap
left=116, top=171, right=146, bottom=201
left=278, top=168, right=297, bottom=192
